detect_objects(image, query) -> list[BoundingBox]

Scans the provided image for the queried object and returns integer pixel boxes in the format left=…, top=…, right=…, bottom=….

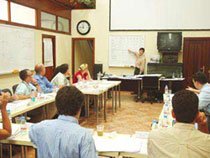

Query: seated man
left=29, top=86, right=97, bottom=158
left=34, top=64, right=55, bottom=93
left=187, top=72, right=210, bottom=132
left=15, top=69, right=39, bottom=100
left=0, top=94, right=12, bottom=140
left=148, top=90, right=210, bottom=158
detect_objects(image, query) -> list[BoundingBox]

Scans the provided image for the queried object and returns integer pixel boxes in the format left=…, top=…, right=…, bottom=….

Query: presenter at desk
left=128, top=48, right=146, bottom=75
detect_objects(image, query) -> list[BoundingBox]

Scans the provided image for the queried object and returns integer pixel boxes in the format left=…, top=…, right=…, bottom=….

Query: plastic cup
left=97, top=125, right=104, bottom=136
left=15, top=117, right=22, bottom=124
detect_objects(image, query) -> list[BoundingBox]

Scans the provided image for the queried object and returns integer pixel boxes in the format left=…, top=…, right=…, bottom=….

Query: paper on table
left=135, top=131, right=149, bottom=139
left=6, top=99, right=30, bottom=112
left=93, top=134, right=142, bottom=153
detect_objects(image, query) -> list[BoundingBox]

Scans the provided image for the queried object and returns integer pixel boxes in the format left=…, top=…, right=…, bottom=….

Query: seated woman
left=51, top=64, right=71, bottom=88
left=73, top=64, right=92, bottom=83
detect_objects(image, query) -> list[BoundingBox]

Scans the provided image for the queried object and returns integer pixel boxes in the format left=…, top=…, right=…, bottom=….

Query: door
left=42, top=35, right=56, bottom=81
left=72, top=38, right=95, bottom=77
left=183, top=37, right=210, bottom=87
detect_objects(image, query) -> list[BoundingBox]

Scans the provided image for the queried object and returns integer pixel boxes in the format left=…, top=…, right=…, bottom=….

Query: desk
left=74, top=80, right=122, bottom=123
left=0, top=80, right=121, bottom=124
left=0, top=124, right=148, bottom=158
left=103, top=75, right=184, bottom=102
left=0, top=93, right=56, bottom=122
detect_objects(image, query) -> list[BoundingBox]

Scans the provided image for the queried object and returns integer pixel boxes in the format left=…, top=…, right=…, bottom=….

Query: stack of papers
left=93, top=133, right=145, bottom=153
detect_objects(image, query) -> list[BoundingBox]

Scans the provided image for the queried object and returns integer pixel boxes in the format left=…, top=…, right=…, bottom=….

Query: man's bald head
left=35, top=64, right=45, bottom=76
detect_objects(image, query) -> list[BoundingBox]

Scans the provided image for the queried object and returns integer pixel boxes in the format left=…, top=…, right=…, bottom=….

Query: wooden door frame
left=72, top=38, right=95, bottom=76
left=42, top=34, right=56, bottom=69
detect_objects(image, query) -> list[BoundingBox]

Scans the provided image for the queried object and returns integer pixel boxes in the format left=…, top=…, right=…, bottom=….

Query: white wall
left=72, top=0, right=210, bottom=75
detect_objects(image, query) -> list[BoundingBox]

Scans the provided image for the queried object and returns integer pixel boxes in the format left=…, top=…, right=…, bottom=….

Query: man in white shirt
left=148, top=90, right=210, bottom=158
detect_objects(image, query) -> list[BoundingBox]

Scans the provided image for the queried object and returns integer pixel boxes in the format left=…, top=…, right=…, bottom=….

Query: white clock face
left=77, top=21, right=91, bottom=35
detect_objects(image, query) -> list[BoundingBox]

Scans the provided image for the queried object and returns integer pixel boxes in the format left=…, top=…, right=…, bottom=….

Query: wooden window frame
left=0, top=1, right=71, bottom=35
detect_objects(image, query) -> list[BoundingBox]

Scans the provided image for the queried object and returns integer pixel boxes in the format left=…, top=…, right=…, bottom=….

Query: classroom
left=0, top=0, right=209, bottom=158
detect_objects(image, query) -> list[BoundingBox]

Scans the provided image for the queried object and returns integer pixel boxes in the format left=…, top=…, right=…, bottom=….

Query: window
left=11, top=2, right=36, bottom=26
left=0, top=0, right=8, bottom=21
left=58, top=17, right=69, bottom=33
left=41, top=12, right=56, bottom=30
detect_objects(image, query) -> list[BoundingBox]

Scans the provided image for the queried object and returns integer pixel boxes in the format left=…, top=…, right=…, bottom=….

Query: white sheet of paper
left=43, top=38, right=53, bottom=67
left=93, top=134, right=143, bottom=153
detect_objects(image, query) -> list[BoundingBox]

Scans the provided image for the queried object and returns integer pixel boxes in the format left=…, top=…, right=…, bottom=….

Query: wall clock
left=77, top=20, right=91, bottom=35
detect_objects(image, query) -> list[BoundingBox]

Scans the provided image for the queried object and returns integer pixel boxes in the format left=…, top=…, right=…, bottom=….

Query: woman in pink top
left=73, top=64, right=92, bottom=83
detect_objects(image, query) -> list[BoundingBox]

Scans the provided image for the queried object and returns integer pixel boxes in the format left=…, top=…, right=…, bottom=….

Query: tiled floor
left=81, top=91, right=163, bottom=134
left=12, top=91, right=163, bottom=158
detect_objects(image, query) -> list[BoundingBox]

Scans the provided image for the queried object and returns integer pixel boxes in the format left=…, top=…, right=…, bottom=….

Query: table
left=0, top=80, right=121, bottom=124
left=103, top=76, right=142, bottom=102
left=0, top=93, right=57, bottom=122
left=74, top=80, right=121, bottom=123
left=0, top=124, right=148, bottom=158
left=103, top=75, right=185, bottom=102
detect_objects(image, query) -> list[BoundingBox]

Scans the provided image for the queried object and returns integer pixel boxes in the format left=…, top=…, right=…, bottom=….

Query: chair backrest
left=12, top=84, right=19, bottom=94
left=2, top=88, right=12, bottom=96
left=141, top=76, right=159, bottom=91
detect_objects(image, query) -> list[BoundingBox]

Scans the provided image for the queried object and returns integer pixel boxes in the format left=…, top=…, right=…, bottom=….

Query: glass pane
left=0, top=0, right=8, bottom=21
left=41, top=12, right=56, bottom=30
left=11, top=2, right=35, bottom=26
left=58, top=17, right=69, bottom=33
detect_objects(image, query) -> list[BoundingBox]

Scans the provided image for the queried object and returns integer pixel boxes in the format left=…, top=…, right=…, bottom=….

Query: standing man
left=128, top=48, right=146, bottom=75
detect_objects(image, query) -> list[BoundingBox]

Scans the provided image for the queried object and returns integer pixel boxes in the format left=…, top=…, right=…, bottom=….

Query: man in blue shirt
left=187, top=72, right=210, bottom=133
left=34, top=64, right=55, bottom=93
left=0, top=89, right=2, bottom=96
left=29, top=86, right=97, bottom=158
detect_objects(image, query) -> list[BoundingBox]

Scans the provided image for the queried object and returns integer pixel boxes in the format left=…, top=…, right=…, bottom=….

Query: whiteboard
left=110, top=0, right=210, bottom=30
left=109, top=35, right=144, bottom=67
left=0, top=24, right=35, bottom=74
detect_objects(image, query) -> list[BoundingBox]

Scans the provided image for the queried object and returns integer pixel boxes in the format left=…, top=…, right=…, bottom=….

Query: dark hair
left=19, top=69, right=29, bottom=81
left=55, top=86, right=84, bottom=116
left=51, top=64, right=69, bottom=80
left=139, top=48, right=145, bottom=52
left=172, top=90, right=198, bottom=123
left=192, top=72, right=207, bottom=84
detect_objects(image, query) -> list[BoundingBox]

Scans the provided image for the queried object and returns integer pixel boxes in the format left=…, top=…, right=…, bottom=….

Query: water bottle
left=164, top=103, right=169, bottom=114
left=180, top=72, right=183, bottom=78
left=172, top=119, right=176, bottom=126
left=97, top=72, right=101, bottom=81
left=21, top=116, right=27, bottom=134
left=162, top=114, right=168, bottom=127
left=7, top=110, right=12, bottom=123
left=172, top=72, right=175, bottom=78
left=164, top=85, right=168, bottom=94
left=31, top=90, right=35, bottom=102
left=152, top=120, right=158, bottom=130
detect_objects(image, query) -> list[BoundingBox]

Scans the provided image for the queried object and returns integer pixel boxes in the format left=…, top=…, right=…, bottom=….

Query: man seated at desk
left=187, top=72, right=210, bottom=132
left=0, top=94, right=12, bottom=140
left=15, top=69, right=40, bottom=100
left=34, top=64, right=55, bottom=93
left=29, top=86, right=97, bottom=158
left=148, top=90, right=210, bottom=158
